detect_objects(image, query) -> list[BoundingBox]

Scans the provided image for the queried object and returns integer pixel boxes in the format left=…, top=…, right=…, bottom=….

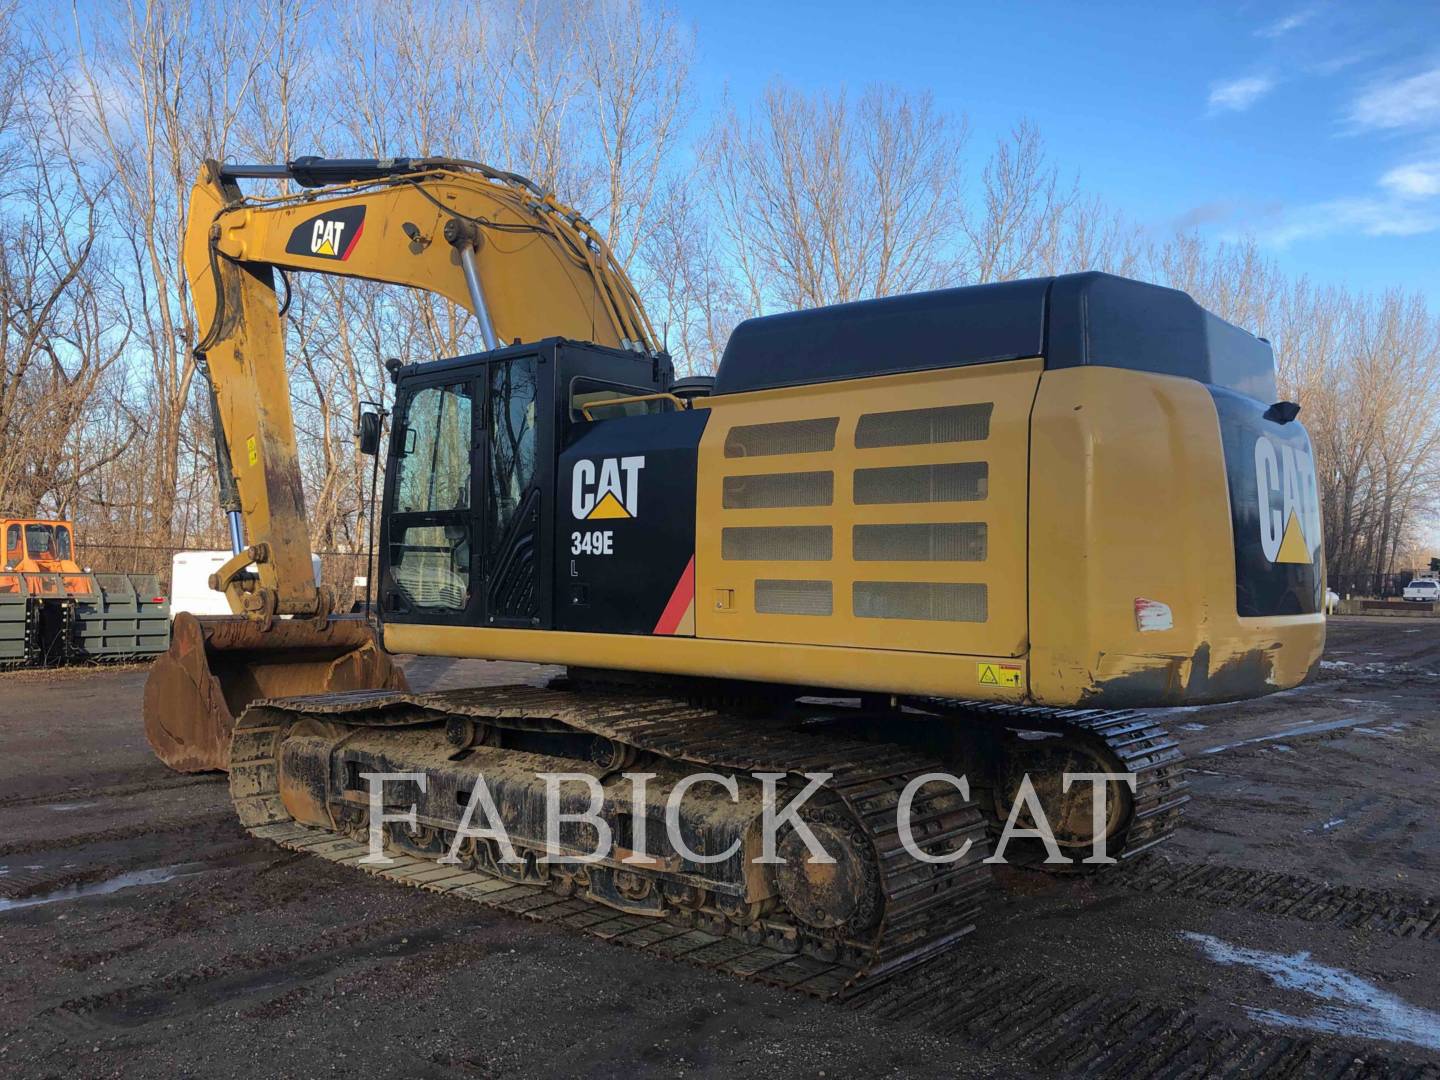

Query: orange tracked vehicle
left=1, top=517, right=169, bottom=666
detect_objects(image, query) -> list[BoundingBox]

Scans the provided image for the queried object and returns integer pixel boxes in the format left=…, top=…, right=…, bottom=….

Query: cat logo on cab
left=572, top=456, right=645, bottom=520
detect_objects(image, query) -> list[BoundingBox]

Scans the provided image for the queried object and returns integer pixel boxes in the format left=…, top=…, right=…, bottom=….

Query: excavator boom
left=147, top=155, right=656, bottom=770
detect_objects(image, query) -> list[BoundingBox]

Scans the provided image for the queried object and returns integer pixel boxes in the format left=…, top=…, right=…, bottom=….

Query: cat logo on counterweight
left=1253, top=434, right=1320, bottom=565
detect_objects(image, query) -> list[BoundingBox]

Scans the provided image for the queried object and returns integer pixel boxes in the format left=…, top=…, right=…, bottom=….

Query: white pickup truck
left=1402, top=577, right=1440, bottom=602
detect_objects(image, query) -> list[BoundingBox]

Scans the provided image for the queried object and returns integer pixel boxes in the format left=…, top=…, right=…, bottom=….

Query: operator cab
left=2, top=518, right=77, bottom=571
left=373, top=338, right=686, bottom=631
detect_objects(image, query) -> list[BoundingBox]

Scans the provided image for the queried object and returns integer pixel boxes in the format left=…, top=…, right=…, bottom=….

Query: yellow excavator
left=143, top=155, right=1326, bottom=996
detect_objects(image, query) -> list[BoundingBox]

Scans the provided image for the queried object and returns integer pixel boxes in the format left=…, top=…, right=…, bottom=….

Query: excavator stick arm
left=150, top=154, right=657, bottom=772
left=183, top=156, right=657, bottom=620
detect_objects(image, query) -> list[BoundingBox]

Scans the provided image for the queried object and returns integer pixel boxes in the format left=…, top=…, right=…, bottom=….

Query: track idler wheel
left=770, top=808, right=882, bottom=936
left=991, top=731, right=1134, bottom=863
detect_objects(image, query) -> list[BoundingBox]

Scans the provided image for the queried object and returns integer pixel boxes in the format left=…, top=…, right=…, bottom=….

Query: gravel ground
left=0, top=618, right=1438, bottom=1079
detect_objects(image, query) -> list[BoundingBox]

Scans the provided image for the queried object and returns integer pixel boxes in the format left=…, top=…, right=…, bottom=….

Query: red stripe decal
left=341, top=220, right=364, bottom=260
left=652, top=555, right=695, bottom=635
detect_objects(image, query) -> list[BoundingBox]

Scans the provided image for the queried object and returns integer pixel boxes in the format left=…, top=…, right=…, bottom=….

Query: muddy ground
left=0, top=617, right=1438, bottom=1079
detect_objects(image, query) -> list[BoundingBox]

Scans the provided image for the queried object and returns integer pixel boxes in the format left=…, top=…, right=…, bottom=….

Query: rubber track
left=1116, top=854, right=1440, bottom=939
left=914, top=699, right=1192, bottom=860
left=228, top=684, right=997, bottom=1000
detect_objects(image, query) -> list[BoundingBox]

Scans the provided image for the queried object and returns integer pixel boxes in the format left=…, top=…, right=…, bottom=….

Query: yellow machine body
left=386, top=357, right=1324, bottom=708
left=148, top=154, right=1324, bottom=776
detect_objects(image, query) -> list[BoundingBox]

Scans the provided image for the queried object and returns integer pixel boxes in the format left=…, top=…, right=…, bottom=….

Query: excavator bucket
left=143, top=612, right=408, bottom=773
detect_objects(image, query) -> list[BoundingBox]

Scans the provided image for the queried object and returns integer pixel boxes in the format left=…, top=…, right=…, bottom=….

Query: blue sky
left=673, top=0, right=1440, bottom=302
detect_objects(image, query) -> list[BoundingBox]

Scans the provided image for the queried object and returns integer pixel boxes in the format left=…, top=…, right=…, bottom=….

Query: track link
left=229, top=685, right=996, bottom=999
left=912, top=699, right=1192, bottom=863
left=227, top=687, right=1187, bottom=998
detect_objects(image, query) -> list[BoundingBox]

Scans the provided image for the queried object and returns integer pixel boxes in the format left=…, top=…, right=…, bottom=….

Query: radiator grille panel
left=855, top=404, right=992, bottom=448
left=853, top=523, right=987, bottom=561
left=723, top=471, right=834, bottom=509
left=725, top=417, right=838, bottom=458
left=853, top=581, right=987, bottom=622
left=853, top=463, right=988, bottom=504
left=722, top=526, right=833, bottom=561
left=755, top=579, right=833, bottom=616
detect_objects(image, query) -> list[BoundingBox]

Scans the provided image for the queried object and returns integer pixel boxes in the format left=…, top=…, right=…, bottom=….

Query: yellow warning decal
left=246, top=435, right=258, bottom=467
left=977, top=662, right=1023, bottom=688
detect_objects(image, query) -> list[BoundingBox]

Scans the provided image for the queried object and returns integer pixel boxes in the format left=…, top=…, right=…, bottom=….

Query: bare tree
left=962, top=121, right=1078, bottom=283
left=639, top=172, right=745, bottom=373
left=63, top=0, right=276, bottom=541
left=0, top=15, right=132, bottom=518
left=702, top=82, right=968, bottom=312
left=574, top=0, right=691, bottom=268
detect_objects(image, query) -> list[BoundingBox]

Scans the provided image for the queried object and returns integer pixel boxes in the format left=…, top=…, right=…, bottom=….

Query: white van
left=170, top=550, right=323, bottom=619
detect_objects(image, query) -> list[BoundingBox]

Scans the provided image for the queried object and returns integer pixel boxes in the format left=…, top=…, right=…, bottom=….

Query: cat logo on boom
left=1254, top=434, right=1320, bottom=565
left=284, top=205, right=366, bottom=262
left=572, top=456, right=645, bottom=520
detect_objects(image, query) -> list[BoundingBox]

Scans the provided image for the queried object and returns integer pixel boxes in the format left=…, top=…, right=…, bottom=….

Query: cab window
left=393, top=384, right=473, bottom=514
left=388, top=382, right=474, bottom=613
left=25, top=524, right=53, bottom=557
left=54, top=525, right=72, bottom=560
left=488, top=358, right=538, bottom=559
left=4, top=525, right=19, bottom=565
left=569, top=378, right=675, bottom=422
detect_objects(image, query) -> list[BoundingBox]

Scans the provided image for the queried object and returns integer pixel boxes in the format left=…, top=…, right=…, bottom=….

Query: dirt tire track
left=42, top=909, right=478, bottom=1035
left=0, top=810, right=237, bottom=858
left=0, top=773, right=223, bottom=810
left=849, top=959, right=1440, bottom=1078
left=1113, top=854, right=1440, bottom=939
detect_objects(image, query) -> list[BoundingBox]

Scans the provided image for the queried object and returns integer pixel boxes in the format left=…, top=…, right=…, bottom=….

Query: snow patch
left=1184, top=932, right=1440, bottom=1052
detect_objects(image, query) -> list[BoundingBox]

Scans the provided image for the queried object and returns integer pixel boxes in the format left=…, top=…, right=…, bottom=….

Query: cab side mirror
left=358, top=410, right=382, bottom=456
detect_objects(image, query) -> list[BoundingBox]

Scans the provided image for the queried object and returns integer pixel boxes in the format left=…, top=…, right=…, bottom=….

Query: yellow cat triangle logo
left=1275, top=511, right=1310, bottom=564
left=315, top=237, right=336, bottom=256
left=586, top=491, right=631, bottom=519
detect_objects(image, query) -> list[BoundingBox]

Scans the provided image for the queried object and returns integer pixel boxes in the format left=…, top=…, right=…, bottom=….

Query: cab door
left=381, top=351, right=552, bottom=629
left=479, top=354, right=549, bottom=627
left=381, top=376, right=480, bottom=624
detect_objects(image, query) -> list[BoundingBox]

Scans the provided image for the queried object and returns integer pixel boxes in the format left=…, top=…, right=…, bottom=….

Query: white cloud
left=1257, top=7, right=1317, bottom=38
left=1348, top=67, right=1440, bottom=131
left=1263, top=196, right=1440, bottom=247
left=1208, top=75, right=1277, bottom=113
left=1255, top=154, right=1440, bottom=245
left=1380, top=161, right=1440, bottom=198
